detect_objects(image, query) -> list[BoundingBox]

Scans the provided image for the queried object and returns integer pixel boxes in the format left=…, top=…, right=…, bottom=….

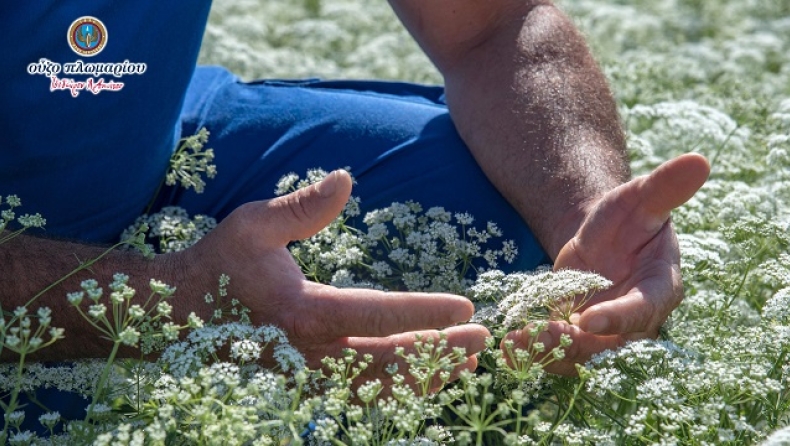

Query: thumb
left=259, top=170, right=353, bottom=247
left=636, top=153, right=710, bottom=227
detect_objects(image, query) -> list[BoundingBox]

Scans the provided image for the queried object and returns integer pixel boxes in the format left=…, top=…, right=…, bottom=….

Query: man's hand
left=503, top=153, right=710, bottom=375
left=173, top=170, right=490, bottom=384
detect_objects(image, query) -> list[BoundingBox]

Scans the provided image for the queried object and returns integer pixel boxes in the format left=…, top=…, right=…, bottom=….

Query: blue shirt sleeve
left=0, top=1, right=213, bottom=242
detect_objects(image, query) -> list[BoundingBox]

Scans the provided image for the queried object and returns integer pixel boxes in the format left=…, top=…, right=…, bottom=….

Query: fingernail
left=317, top=171, right=338, bottom=198
left=586, top=315, right=610, bottom=334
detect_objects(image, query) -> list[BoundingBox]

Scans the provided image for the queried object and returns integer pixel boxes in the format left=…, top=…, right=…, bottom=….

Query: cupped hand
left=503, top=153, right=711, bottom=375
left=174, top=170, right=489, bottom=386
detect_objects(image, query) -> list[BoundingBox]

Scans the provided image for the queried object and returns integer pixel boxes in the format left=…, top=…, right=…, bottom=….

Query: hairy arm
left=390, top=1, right=710, bottom=374
left=0, top=233, right=192, bottom=361
left=0, top=174, right=490, bottom=380
left=388, top=0, right=629, bottom=257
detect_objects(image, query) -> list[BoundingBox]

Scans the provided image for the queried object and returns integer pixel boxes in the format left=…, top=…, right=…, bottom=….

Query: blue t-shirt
left=0, top=2, right=212, bottom=242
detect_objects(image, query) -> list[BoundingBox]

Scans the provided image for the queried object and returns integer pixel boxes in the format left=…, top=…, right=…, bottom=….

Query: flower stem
left=86, top=340, right=122, bottom=421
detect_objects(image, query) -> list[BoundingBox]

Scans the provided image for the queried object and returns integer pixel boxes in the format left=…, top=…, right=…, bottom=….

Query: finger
left=502, top=321, right=623, bottom=376
left=638, top=153, right=710, bottom=220
left=578, top=263, right=680, bottom=336
left=572, top=218, right=683, bottom=335
left=622, top=153, right=710, bottom=237
left=301, top=282, right=477, bottom=338
left=333, top=325, right=490, bottom=381
left=556, top=154, right=708, bottom=271
left=255, top=169, right=354, bottom=247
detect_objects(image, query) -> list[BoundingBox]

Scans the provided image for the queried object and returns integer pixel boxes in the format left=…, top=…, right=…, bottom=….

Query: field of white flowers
left=2, top=0, right=789, bottom=444
left=198, top=1, right=790, bottom=442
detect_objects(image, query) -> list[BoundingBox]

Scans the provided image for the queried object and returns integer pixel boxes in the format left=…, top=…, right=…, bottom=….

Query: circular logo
left=67, top=17, right=107, bottom=57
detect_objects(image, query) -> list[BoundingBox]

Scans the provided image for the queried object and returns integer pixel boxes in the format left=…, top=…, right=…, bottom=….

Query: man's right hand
left=170, top=170, right=490, bottom=384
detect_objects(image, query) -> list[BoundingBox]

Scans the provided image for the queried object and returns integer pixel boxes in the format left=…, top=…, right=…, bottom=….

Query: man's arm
left=1, top=172, right=490, bottom=384
left=0, top=233, right=178, bottom=361
left=388, top=0, right=628, bottom=258
left=389, top=0, right=710, bottom=374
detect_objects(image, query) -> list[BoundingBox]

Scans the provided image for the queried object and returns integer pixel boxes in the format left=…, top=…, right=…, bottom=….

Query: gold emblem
left=67, top=17, right=108, bottom=57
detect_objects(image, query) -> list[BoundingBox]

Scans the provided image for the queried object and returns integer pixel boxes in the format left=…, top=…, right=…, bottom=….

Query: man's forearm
left=446, top=4, right=629, bottom=258
left=0, top=234, right=194, bottom=361
left=392, top=1, right=630, bottom=259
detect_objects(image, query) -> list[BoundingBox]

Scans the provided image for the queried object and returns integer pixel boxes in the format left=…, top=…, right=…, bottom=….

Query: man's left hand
left=503, top=153, right=710, bottom=375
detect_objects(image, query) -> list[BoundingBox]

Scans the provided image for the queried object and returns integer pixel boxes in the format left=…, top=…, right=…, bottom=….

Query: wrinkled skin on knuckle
left=288, top=307, right=330, bottom=347
left=281, top=191, right=313, bottom=228
left=365, top=303, right=410, bottom=336
left=360, top=307, right=385, bottom=337
left=283, top=318, right=337, bottom=370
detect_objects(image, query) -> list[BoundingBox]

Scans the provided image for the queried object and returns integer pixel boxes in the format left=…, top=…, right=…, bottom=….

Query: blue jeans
left=158, top=66, right=549, bottom=270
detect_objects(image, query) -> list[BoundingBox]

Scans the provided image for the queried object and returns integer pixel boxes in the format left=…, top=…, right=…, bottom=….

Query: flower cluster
left=203, top=274, right=251, bottom=325
left=0, top=194, right=45, bottom=244
left=280, top=169, right=518, bottom=295
left=470, top=268, right=612, bottom=331
left=570, top=339, right=781, bottom=444
left=165, top=127, right=217, bottom=194
left=121, top=206, right=217, bottom=254
left=159, top=322, right=305, bottom=379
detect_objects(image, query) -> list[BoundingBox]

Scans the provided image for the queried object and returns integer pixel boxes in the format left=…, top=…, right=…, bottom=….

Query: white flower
left=128, top=304, right=145, bottom=319
left=162, top=322, right=180, bottom=341
left=17, top=214, right=46, bottom=228
left=38, top=411, right=60, bottom=430
left=454, top=212, right=474, bottom=225
left=88, top=303, right=107, bottom=319
left=763, top=426, right=790, bottom=446
left=157, top=301, right=173, bottom=317
left=36, top=307, right=52, bottom=325
left=763, top=287, right=790, bottom=323
left=5, top=410, right=25, bottom=425
left=66, top=291, right=85, bottom=306
left=366, top=222, right=388, bottom=240
left=274, top=172, right=300, bottom=196
left=12, top=307, right=27, bottom=318
left=5, top=195, right=21, bottom=207
left=150, top=279, right=176, bottom=297
left=187, top=312, right=204, bottom=328
left=8, top=430, right=34, bottom=446
left=370, top=261, right=393, bottom=278
left=6, top=335, right=21, bottom=348
left=119, top=327, right=141, bottom=346
left=49, top=327, right=65, bottom=340
left=230, top=339, right=262, bottom=362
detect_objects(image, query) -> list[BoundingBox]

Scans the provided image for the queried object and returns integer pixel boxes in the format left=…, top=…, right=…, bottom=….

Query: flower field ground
left=196, top=0, right=790, bottom=444
left=2, top=0, right=790, bottom=444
